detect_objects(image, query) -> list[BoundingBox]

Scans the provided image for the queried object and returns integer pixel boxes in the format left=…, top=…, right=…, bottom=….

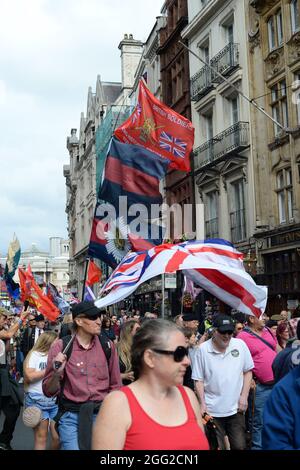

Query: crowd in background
left=0, top=301, right=300, bottom=450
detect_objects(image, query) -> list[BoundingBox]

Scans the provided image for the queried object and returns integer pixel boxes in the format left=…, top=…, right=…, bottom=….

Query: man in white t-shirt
left=192, top=315, right=254, bottom=450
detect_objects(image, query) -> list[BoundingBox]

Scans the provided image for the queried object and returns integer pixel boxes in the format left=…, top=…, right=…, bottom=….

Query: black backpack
left=61, top=333, right=112, bottom=364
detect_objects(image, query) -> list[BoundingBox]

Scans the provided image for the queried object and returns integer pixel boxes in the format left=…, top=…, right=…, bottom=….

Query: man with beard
left=192, top=315, right=253, bottom=450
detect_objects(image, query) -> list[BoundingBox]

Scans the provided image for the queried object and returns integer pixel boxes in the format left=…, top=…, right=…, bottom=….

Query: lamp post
left=45, top=259, right=49, bottom=284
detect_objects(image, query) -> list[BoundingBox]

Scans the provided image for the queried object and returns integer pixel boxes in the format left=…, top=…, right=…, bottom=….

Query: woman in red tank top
left=92, top=319, right=209, bottom=450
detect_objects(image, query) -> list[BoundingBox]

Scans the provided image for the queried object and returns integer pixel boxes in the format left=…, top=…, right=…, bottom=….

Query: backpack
left=61, top=333, right=112, bottom=364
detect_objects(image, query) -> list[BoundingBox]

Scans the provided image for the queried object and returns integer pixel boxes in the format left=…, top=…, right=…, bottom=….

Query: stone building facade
left=183, top=0, right=256, bottom=256
left=247, top=0, right=300, bottom=312
left=158, top=0, right=195, bottom=240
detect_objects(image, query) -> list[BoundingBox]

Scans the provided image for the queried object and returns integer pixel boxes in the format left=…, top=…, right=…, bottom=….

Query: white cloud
left=0, top=0, right=163, bottom=255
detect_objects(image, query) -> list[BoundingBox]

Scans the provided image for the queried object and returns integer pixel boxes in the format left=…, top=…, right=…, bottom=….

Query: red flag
left=114, top=80, right=194, bottom=172
left=86, top=260, right=102, bottom=286
left=18, top=267, right=59, bottom=321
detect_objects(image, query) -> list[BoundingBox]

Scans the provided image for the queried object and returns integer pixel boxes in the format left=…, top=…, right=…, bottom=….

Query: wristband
left=18, top=319, right=23, bottom=326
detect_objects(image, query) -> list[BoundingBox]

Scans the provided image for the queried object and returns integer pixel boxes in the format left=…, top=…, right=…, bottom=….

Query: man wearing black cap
left=192, top=315, right=254, bottom=450
left=182, top=313, right=199, bottom=334
left=42, top=301, right=121, bottom=450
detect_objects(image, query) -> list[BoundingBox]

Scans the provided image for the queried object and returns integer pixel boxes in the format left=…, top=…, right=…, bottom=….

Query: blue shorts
left=25, top=392, right=58, bottom=421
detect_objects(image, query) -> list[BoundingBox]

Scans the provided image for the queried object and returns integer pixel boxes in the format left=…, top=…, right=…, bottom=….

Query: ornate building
left=158, top=0, right=195, bottom=240
left=183, top=0, right=255, bottom=255
left=0, top=237, right=70, bottom=295
left=247, top=0, right=300, bottom=312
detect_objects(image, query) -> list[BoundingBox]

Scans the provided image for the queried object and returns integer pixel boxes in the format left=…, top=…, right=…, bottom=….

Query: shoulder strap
left=177, top=385, right=195, bottom=420
left=98, top=333, right=112, bottom=364
left=243, top=327, right=275, bottom=351
left=62, top=335, right=73, bottom=361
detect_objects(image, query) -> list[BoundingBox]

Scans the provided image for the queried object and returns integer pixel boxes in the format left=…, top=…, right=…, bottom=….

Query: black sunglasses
left=81, top=314, right=103, bottom=321
left=217, top=329, right=234, bottom=335
left=152, top=346, right=189, bottom=362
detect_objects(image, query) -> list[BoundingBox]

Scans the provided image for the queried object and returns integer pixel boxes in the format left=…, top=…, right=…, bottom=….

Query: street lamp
left=45, top=259, right=49, bottom=284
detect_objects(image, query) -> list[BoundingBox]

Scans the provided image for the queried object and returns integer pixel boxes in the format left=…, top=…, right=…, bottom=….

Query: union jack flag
left=131, top=103, right=142, bottom=124
left=95, top=239, right=268, bottom=318
left=159, top=132, right=187, bottom=159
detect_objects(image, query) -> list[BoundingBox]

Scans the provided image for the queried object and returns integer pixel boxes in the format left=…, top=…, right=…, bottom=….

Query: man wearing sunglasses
left=192, top=315, right=254, bottom=450
left=42, top=301, right=121, bottom=450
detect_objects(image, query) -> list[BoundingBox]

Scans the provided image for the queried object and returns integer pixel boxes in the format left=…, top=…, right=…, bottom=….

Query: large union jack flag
left=95, top=239, right=268, bottom=318
left=159, top=132, right=187, bottom=159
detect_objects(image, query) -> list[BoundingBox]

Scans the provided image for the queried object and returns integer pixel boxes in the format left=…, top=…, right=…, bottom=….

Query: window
left=276, top=168, right=293, bottom=224
left=270, top=80, right=288, bottom=136
left=294, top=71, right=300, bottom=125
left=205, top=191, right=218, bottom=238
left=200, top=43, right=210, bottom=64
left=206, top=113, right=213, bottom=140
left=267, top=9, right=284, bottom=51
left=291, top=0, right=300, bottom=33
left=230, top=179, right=246, bottom=243
left=201, top=0, right=210, bottom=8
left=227, top=23, right=234, bottom=44
left=171, top=56, right=183, bottom=102
left=231, top=96, right=239, bottom=124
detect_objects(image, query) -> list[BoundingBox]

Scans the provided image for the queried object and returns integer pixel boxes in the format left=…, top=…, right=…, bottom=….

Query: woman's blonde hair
left=23, top=331, right=58, bottom=371
left=117, top=320, right=139, bottom=372
left=23, top=331, right=58, bottom=389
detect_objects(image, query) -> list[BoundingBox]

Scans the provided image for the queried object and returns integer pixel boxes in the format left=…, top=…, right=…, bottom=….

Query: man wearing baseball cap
left=42, top=301, right=121, bottom=450
left=192, top=314, right=254, bottom=449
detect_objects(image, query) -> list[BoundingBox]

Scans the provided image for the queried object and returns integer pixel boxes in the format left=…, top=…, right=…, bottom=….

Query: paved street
left=0, top=406, right=34, bottom=450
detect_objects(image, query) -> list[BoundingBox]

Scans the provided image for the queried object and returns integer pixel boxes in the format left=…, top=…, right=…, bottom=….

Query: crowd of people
left=0, top=301, right=300, bottom=451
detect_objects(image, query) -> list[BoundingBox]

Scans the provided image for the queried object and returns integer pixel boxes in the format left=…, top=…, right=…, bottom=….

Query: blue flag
left=88, top=138, right=167, bottom=267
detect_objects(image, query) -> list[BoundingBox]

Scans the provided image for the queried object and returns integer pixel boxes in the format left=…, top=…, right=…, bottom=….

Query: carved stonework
left=242, top=165, right=248, bottom=184
left=248, top=8, right=261, bottom=54
left=287, top=32, right=300, bottom=66
left=264, top=48, right=284, bottom=80
left=271, top=149, right=291, bottom=170
left=250, top=0, right=279, bottom=14
left=249, top=29, right=261, bottom=53
left=222, top=175, right=227, bottom=192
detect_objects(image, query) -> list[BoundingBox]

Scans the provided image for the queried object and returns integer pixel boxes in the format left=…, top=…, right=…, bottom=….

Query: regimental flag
left=4, top=235, right=21, bottom=299
left=46, top=282, right=70, bottom=315
left=88, top=138, right=167, bottom=268
left=114, top=79, right=194, bottom=172
left=95, top=239, right=268, bottom=318
left=0, top=280, right=10, bottom=301
left=99, top=137, right=168, bottom=209
left=86, top=260, right=102, bottom=287
left=4, top=235, right=21, bottom=278
left=18, top=266, right=59, bottom=321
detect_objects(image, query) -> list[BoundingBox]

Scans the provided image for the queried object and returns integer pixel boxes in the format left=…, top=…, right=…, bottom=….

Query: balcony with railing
left=210, top=42, right=239, bottom=83
left=191, top=65, right=214, bottom=102
left=194, top=121, right=249, bottom=171
left=205, top=218, right=219, bottom=238
left=190, top=43, right=239, bottom=101
left=230, top=209, right=246, bottom=243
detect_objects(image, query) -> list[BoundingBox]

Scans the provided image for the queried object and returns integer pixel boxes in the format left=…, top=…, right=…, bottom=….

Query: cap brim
left=217, top=326, right=235, bottom=333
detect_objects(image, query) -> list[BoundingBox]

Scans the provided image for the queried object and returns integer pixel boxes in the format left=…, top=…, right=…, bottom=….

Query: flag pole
left=179, top=40, right=287, bottom=132
left=81, top=258, right=90, bottom=301
left=161, top=274, right=165, bottom=319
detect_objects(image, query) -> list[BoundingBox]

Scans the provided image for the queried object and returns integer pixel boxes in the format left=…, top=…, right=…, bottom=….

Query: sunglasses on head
left=152, top=346, right=189, bottom=362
